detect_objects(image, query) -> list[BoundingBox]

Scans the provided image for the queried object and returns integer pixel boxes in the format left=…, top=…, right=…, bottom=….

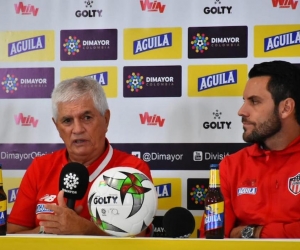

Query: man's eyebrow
left=246, top=95, right=262, bottom=100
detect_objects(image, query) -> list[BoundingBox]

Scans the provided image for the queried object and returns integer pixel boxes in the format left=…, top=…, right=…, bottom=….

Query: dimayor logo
left=188, top=26, right=247, bottom=58
left=198, top=70, right=237, bottom=92
left=188, top=64, right=247, bottom=97
left=63, top=36, right=81, bottom=56
left=203, top=110, right=231, bottom=129
left=254, top=25, right=300, bottom=57
left=191, top=33, right=210, bottom=53
left=123, top=66, right=181, bottom=97
left=272, top=0, right=298, bottom=9
left=0, top=68, right=54, bottom=99
left=0, top=31, right=54, bottom=62
left=60, top=29, right=117, bottom=61
left=126, top=72, right=144, bottom=92
left=14, top=2, right=39, bottom=16
left=124, top=27, right=182, bottom=59
left=1, top=74, right=19, bottom=94
left=187, top=178, right=209, bottom=210
left=60, top=67, right=117, bottom=97
left=75, top=0, right=103, bottom=17
left=14, top=113, right=38, bottom=127
left=139, top=112, right=165, bottom=127
left=203, top=0, right=232, bottom=14
left=153, top=178, right=181, bottom=210
left=140, top=0, right=166, bottom=13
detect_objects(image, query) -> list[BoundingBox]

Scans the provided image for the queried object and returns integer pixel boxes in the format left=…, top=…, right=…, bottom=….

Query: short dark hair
left=248, top=60, right=300, bottom=124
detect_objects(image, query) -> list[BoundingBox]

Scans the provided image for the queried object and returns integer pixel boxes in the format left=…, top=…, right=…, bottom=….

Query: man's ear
left=104, top=109, right=110, bottom=128
left=279, top=98, right=295, bottom=119
left=52, top=117, right=58, bottom=129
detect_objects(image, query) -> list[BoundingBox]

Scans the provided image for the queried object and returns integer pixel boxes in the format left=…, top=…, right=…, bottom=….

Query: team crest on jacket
left=288, top=173, right=300, bottom=195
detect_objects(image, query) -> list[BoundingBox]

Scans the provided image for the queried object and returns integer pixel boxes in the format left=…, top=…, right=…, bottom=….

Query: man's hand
left=36, top=190, right=104, bottom=235
left=230, top=225, right=263, bottom=238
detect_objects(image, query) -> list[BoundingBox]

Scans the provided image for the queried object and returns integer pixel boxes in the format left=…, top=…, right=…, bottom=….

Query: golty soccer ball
left=88, top=167, right=158, bottom=237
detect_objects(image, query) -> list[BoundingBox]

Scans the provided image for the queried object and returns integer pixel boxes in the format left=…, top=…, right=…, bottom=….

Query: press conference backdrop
left=0, top=0, right=299, bottom=238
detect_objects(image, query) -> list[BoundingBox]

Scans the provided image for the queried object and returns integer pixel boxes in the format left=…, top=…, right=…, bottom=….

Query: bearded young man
left=200, top=60, right=300, bottom=238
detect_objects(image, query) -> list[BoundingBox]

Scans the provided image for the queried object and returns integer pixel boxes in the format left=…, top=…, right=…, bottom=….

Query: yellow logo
left=60, top=67, right=118, bottom=98
left=124, top=27, right=182, bottom=59
left=153, top=178, right=181, bottom=210
left=0, top=31, right=55, bottom=62
left=254, top=24, right=300, bottom=57
left=188, top=64, right=248, bottom=97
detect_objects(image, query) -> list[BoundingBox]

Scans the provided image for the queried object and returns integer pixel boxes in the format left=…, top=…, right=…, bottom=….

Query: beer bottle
left=0, top=164, right=7, bottom=236
left=204, top=163, right=224, bottom=239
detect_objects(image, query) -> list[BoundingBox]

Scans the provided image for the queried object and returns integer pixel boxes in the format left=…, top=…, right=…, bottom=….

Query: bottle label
left=0, top=200, right=7, bottom=226
left=209, top=169, right=220, bottom=186
left=204, top=201, right=224, bottom=231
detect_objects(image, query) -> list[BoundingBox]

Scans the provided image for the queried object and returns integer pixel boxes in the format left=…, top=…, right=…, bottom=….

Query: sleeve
left=220, top=157, right=237, bottom=238
left=8, top=158, right=39, bottom=228
left=260, top=222, right=300, bottom=238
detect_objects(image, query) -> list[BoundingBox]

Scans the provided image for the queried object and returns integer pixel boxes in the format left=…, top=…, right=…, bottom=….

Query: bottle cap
left=210, top=164, right=219, bottom=169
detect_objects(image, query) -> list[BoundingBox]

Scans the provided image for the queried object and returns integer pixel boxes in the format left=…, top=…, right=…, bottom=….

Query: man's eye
left=62, top=118, right=71, bottom=124
left=84, top=116, right=92, bottom=120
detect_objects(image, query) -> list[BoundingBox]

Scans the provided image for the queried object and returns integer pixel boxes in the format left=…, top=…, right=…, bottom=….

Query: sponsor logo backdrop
left=0, top=0, right=299, bottom=237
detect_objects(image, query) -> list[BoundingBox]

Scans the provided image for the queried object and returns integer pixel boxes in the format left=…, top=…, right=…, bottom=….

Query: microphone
left=59, top=162, right=89, bottom=210
left=163, top=207, right=195, bottom=238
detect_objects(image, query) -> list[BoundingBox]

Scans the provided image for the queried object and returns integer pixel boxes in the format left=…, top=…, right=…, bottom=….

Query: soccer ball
left=88, top=167, right=158, bottom=237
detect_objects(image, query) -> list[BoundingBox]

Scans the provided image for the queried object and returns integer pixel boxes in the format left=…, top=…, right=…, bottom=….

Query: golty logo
left=203, top=110, right=232, bottom=129
left=191, top=33, right=210, bottom=53
left=126, top=72, right=144, bottom=92
left=75, top=0, right=103, bottom=17
left=63, top=36, right=81, bottom=55
left=203, top=0, right=232, bottom=14
left=1, top=74, right=19, bottom=93
left=103, top=171, right=151, bottom=217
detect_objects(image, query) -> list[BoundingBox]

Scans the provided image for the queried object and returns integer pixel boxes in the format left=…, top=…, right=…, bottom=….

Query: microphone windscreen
left=163, top=207, right=195, bottom=238
left=59, top=162, right=89, bottom=200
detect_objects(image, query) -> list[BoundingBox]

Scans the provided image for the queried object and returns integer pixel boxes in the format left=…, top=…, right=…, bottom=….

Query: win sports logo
left=139, top=112, right=165, bottom=127
left=126, top=72, right=145, bottom=92
left=14, top=113, right=39, bottom=127
left=191, top=33, right=210, bottom=53
left=14, top=2, right=39, bottom=16
left=140, top=0, right=166, bottom=13
left=272, top=0, right=298, bottom=9
left=63, top=36, right=81, bottom=56
left=1, top=74, right=19, bottom=93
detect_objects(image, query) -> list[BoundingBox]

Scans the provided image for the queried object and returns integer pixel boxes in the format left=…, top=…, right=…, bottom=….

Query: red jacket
left=201, top=136, right=300, bottom=238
